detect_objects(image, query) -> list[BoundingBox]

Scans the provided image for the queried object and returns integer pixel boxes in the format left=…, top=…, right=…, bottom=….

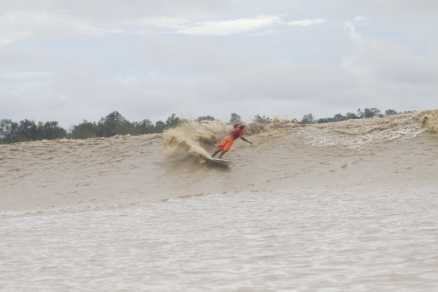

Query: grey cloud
left=0, top=0, right=232, bottom=21
left=0, top=1, right=437, bottom=126
left=1, top=0, right=437, bottom=20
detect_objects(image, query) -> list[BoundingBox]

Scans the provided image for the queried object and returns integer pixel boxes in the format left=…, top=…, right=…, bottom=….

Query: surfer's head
left=233, top=123, right=245, bottom=130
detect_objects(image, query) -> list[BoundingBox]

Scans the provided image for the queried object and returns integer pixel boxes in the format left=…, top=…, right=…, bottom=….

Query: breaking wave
left=301, top=113, right=430, bottom=148
left=162, top=118, right=301, bottom=162
left=162, top=120, right=229, bottom=160
left=417, top=110, right=438, bottom=134
left=1, top=110, right=437, bottom=212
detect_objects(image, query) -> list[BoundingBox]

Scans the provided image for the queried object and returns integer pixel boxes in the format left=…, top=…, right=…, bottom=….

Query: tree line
left=301, top=108, right=400, bottom=124
left=0, top=108, right=403, bottom=144
left=0, top=111, right=180, bottom=144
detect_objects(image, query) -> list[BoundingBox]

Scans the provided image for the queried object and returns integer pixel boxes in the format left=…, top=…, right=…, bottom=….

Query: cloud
left=0, top=11, right=110, bottom=47
left=353, top=16, right=366, bottom=22
left=287, top=18, right=326, bottom=27
left=125, top=17, right=189, bottom=31
left=176, top=16, right=281, bottom=36
left=341, top=19, right=438, bottom=110
left=1, top=1, right=437, bottom=125
left=0, top=11, right=326, bottom=44
left=129, top=15, right=326, bottom=36
left=344, top=21, right=363, bottom=44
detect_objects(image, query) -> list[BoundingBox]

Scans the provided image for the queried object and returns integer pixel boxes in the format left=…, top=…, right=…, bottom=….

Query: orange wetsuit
left=217, top=127, right=244, bottom=152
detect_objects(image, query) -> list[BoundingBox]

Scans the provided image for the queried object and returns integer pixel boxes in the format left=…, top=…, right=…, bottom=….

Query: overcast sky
left=1, top=0, right=437, bottom=126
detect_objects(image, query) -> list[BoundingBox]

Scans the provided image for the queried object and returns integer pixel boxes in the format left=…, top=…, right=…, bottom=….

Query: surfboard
left=206, top=157, right=231, bottom=167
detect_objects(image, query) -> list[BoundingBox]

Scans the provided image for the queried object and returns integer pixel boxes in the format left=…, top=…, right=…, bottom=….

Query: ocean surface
left=1, top=190, right=438, bottom=292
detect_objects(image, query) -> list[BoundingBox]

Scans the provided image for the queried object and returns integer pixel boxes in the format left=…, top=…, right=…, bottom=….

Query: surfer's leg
left=218, top=151, right=227, bottom=158
left=214, top=137, right=228, bottom=157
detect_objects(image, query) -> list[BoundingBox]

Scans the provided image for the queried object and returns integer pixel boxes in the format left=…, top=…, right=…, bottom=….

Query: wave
left=416, top=109, right=438, bottom=134
left=162, top=120, right=229, bottom=160
left=162, top=118, right=301, bottom=162
left=2, top=110, right=438, bottom=212
left=303, top=113, right=427, bottom=148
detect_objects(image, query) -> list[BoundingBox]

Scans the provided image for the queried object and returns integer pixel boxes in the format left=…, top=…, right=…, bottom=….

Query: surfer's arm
left=240, top=136, right=253, bottom=144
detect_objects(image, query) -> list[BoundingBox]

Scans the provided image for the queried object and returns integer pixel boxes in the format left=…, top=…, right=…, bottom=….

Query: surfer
left=212, top=124, right=252, bottom=158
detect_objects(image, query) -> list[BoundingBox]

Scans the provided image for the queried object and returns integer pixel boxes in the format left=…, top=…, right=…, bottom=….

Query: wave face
left=1, top=111, right=438, bottom=212
left=161, top=119, right=299, bottom=161
left=303, top=113, right=425, bottom=148
left=417, top=110, right=438, bottom=133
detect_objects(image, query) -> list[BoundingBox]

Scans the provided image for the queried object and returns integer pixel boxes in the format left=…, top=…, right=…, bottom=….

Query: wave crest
left=162, top=121, right=229, bottom=159
left=417, top=110, right=438, bottom=134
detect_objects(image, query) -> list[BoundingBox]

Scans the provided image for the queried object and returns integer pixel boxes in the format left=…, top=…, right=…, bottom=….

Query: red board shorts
left=217, top=136, right=234, bottom=152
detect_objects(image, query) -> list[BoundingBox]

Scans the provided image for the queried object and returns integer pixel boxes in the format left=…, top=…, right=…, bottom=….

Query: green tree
left=1, top=119, right=67, bottom=143
left=38, top=121, right=67, bottom=140
left=14, top=120, right=39, bottom=142
left=197, top=115, right=215, bottom=122
left=385, top=109, right=398, bottom=116
left=97, top=111, right=133, bottom=137
left=301, top=113, right=314, bottom=124
left=165, top=113, right=180, bottom=129
left=364, top=108, right=381, bottom=118
left=254, top=114, right=272, bottom=124
left=345, top=112, right=359, bottom=120
left=333, top=113, right=346, bottom=122
left=230, top=113, right=241, bottom=124
left=71, top=121, right=98, bottom=139
left=0, top=119, right=17, bottom=143
left=133, top=119, right=155, bottom=134
left=154, top=120, right=166, bottom=133
left=317, top=117, right=335, bottom=123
